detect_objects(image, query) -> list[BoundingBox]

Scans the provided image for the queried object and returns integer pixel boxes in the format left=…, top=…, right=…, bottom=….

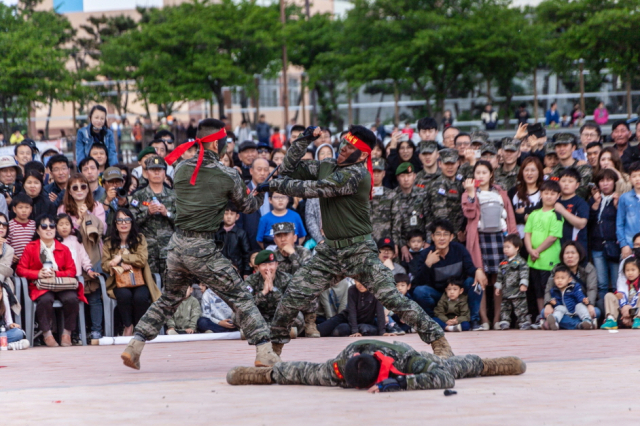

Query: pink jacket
left=57, top=202, right=107, bottom=234
left=462, top=186, right=517, bottom=269
left=61, top=235, right=93, bottom=277
left=593, top=107, right=608, bottom=125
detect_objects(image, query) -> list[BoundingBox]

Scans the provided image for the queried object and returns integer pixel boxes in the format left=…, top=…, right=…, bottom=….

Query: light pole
left=280, top=0, right=289, bottom=129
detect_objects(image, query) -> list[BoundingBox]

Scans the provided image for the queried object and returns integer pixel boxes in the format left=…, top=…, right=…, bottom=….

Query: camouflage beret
left=480, top=143, right=497, bottom=156
left=544, top=142, right=557, bottom=156
left=145, top=155, right=167, bottom=170
left=395, top=162, right=416, bottom=176
left=470, top=130, right=489, bottom=144
left=439, top=148, right=459, bottom=164
left=254, top=250, right=277, bottom=265
left=418, top=140, right=438, bottom=154
left=372, top=157, right=387, bottom=171
left=554, top=132, right=577, bottom=146
left=272, top=222, right=295, bottom=235
left=501, top=137, right=521, bottom=152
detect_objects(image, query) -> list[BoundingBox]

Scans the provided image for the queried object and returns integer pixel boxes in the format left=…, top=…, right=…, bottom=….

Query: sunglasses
left=39, top=223, right=56, bottom=230
left=257, top=148, right=270, bottom=154
left=0, top=222, right=8, bottom=228
left=116, top=218, right=133, bottom=224
left=71, top=184, right=88, bottom=192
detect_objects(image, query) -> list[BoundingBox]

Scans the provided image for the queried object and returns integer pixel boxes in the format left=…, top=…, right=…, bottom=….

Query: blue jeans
left=197, top=317, right=237, bottom=333
left=413, top=277, right=480, bottom=323
left=433, top=318, right=471, bottom=331
left=591, top=251, right=619, bottom=301
left=542, top=307, right=601, bottom=329
left=6, top=327, right=25, bottom=343
left=86, top=290, right=103, bottom=333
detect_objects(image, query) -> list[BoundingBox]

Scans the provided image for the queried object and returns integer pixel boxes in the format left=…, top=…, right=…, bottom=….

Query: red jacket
left=17, top=239, right=88, bottom=303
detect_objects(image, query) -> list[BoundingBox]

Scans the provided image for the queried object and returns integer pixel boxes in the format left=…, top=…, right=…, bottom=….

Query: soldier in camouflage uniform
left=549, top=133, right=593, bottom=199
left=258, top=125, right=452, bottom=358
left=227, top=339, right=526, bottom=390
left=494, top=138, right=521, bottom=192
left=121, top=118, right=280, bottom=370
left=129, top=156, right=176, bottom=278
left=370, top=157, right=394, bottom=242
left=414, top=140, right=441, bottom=189
left=457, top=133, right=487, bottom=180
left=423, top=149, right=465, bottom=242
left=391, top=162, right=427, bottom=262
left=495, top=237, right=531, bottom=330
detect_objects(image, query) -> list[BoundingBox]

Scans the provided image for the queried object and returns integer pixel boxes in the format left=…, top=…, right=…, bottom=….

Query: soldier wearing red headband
left=257, top=125, right=455, bottom=358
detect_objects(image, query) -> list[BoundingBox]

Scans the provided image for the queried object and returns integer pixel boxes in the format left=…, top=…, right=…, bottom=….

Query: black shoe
left=471, top=320, right=483, bottom=331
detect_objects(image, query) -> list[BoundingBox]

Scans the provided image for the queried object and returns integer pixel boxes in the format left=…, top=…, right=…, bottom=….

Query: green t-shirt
left=524, top=208, right=564, bottom=271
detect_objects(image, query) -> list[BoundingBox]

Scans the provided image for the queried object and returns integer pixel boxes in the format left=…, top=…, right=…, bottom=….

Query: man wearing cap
left=423, top=149, right=465, bottom=242
left=0, top=155, right=22, bottom=206
left=610, top=120, right=640, bottom=172
left=238, top=140, right=258, bottom=181
left=370, top=157, right=394, bottom=242
left=101, top=166, right=129, bottom=233
left=122, top=118, right=280, bottom=370
left=543, top=143, right=558, bottom=181
left=456, top=133, right=482, bottom=180
left=480, top=143, right=499, bottom=170
left=391, top=162, right=426, bottom=263
left=245, top=250, right=304, bottom=335
left=129, top=156, right=176, bottom=277
left=414, top=141, right=441, bottom=188
left=131, top=146, right=158, bottom=189
left=549, top=133, right=593, bottom=199
left=148, top=139, right=176, bottom=179
left=258, top=125, right=453, bottom=359
left=494, top=138, right=521, bottom=192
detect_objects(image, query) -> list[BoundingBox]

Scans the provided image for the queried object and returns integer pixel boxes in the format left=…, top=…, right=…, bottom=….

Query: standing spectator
left=101, top=167, right=129, bottom=234
left=575, top=123, right=601, bottom=162
left=256, top=142, right=272, bottom=160
left=303, top=139, right=335, bottom=246
left=545, top=102, right=560, bottom=127
left=255, top=114, right=271, bottom=144
left=79, top=157, right=106, bottom=202
left=494, top=234, right=531, bottom=330
left=186, top=118, right=197, bottom=140
left=237, top=141, right=258, bottom=182
left=549, top=133, right=593, bottom=200
left=89, top=143, right=109, bottom=174
left=585, top=142, right=603, bottom=169
left=481, top=104, right=498, bottom=130
left=593, top=101, right=609, bottom=125
left=238, top=157, right=270, bottom=252
left=441, top=110, right=454, bottom=129
left=76, top=105, right=118, bottom=167
left=617, top=162, right=640, bottom=260
left=610, top=120, right=640, bottom=173
left=131, top=147, right=159, bottom=189
left=148, top=139, right=176, bottom=178
left=9, top=129, right=24, bottom=145
left=20, top=170, right=56, bottom=220
left=401, top=120, right=414, bottom=139
left=555, top=168, right=589, bottom=253
left=14, top=142, right=34, bottom=175
left=385, top=134, right=422, bottom=189
left=216, top=202, right=252, bottom=278
left=0, top=155, right=21, bottom=207
left=234, top=120, right=253, bottom=143
left=508, top=156, right=543, bottom=238
left=369, top=158, right=394, bottom=242
left=7, top=194, right=35, bottom=266
left=102, top=209, right=161, bottom=336
left=44, top=154, right=70, bottom=207
left=391, top=163, right=426, bottom=263
left=441, top=126, right=459, bottom=149
left=594, top=147, right=631, bottom=195
left=153, top=129, right=176, bottom=153
left=494, top=138, right=520, bottom=191
left=515, top=103, right=530, bottom=125
left=416, top=117, right=438, bottom=142
left=270, top=127, right=284, bottom=149
left=17, top=214, right=85, bottom=347
left=414, top=140, right=441, bottom=188
left=58, top=174, right=107, bottom=233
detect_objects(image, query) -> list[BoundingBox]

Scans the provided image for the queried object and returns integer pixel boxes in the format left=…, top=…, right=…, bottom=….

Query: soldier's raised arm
left=280, top=126, right=323, bottom=180
left=268, top=164, right=365, bottom=199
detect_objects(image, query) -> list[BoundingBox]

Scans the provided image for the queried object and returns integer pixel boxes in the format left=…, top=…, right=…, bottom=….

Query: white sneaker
left=167, top=329, right=179, bottom=335
left=480, top=323, right=490, bottom=331
left=592, top=318, right=598, bottom=329
left=498, top=321, right=510, bottom=330
left=8, top=339, right=30, bottom=350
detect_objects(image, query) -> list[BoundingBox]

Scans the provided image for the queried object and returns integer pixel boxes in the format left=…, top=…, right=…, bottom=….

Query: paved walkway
left=2, top=330, right=637, bottom=425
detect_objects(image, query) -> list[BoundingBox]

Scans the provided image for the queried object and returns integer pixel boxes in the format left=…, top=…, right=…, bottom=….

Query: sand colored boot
left=254, top=342, right=282, bottom=367
left=481, top=357, right=527, bottom=376
left=431, top=336, right=455, bottom=358
left=121, top=339, right=145, bottom=370
left=227, top=366, right=273, bottom=385
left=304, top=313, right=321, bottom=338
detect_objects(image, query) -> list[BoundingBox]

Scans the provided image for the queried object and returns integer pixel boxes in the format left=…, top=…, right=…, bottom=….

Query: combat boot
left=431, top=336, right=455, bottom=358
left=121, top=339, right=145, bottom=370
left=290, top=327, right=298, bottom=339
left=226, top=366, right=273, bottom=385
left=254, top=342, right=282, bottom=367
left=481, top=356, right=526, bottom=376
left=304, top=313, right=320, bottom=338
left=272, top=342, right=284, bottom=356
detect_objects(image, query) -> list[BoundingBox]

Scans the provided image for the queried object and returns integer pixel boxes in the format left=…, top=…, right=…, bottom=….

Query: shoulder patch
left=131, top=199, right=139, bottom=207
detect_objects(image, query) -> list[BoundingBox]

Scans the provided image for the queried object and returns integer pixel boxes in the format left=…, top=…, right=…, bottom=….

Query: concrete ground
left=1, top=330, right=637, bottom=425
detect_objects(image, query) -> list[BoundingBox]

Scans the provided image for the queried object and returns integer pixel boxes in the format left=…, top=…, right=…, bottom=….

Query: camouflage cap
left=395, top=162, right=416, bottom=176
left=377, top=237, right=395, bottom=251
left=145, top=155, right=167, bottom=170
left=254, top=250, right=277, bottom=265
left=272, top=222, right=295, bottom=235
left=501, top=137, right=521, bottom=152
left=418, top=140, right=438, bottom=154
left=103, top=166, right=124, bottom=182
left=544, top=142, right=557, bottom=156
left=554, top=132, right=577, bottom=146
left=372, top=157, right=387, bottom=171
left=470, top=130, right=489, bottom=145
left=480, top=143, right=497, bottom=156
left=439, top=148, right=459, bottom=164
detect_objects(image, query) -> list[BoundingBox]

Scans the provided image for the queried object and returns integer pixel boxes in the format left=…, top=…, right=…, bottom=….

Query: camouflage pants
left=272, top=354, right=482, bottom=390
left=134, top=233, right=270, bottom=345
left=270, top=240, right=444, bottom=345
left=500, top=297, right=531, bottom=326
left=147, top=253, right=167, bottom=280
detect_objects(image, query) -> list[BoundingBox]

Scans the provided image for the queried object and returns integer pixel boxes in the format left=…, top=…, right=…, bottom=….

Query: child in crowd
left=543, top=265, right=593, bottom=330
left=617, top=162, right=640, bottom=261
left=433, top=279, right=470, bottom=332
left=543, top=146, right=559, bottom=180
left=216, top=202, right=252, bottom=278
left=388, top=273, right=413, bottom=334
left=377, top=237, right=406, bottom=275
left=555, top=168, right=589, bottom=253
left=167, top=285, right=201, bottom=334
left=0, top=284, right=29, bottom=350
left=601, top=257, right=640, bottom=330
left=401, top=230, right=427, bottom=280
left=495, top=234, right=531, bottom=330
left=7, top=193, right=35, bottom=266
left=524, top=180, right=564, bottom=317
left=197, top=283, right=238, bottom=333
left=256, top=191, right=306, bottom=248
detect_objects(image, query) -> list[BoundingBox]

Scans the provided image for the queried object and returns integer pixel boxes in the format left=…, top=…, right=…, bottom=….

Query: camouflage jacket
left=423, top=175, right=465, bottom=239
left=370, top=185, right=395, bottom=242
left=414, top=168, right=441, bottom=190
left=274, top=245, right=313, bottom=275
left=550, top=160, right=593, bottom=199
left=458, top=162, right=474, bottom=180
left=391, top=187, right=427, bottom=248
left=494, top=165, right=520, bottom=192
left=130, top=184, right=177, bottom=260
left=495, top=254, right=529, bottom=299
left=245, top=269, right=292, bottom=322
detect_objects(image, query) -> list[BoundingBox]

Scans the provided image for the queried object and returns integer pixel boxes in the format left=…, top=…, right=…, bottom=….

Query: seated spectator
left=101, top=167, right=129, bottom=234
left=594, top=147, right=631, bottom=195
left=272, top=222, right=313, bottom=275
left=617, top=162, right=640, bottom=260
left=128, top=175, right=139, bottom=195
left=317, top=280, right=392, bottom=338
left=89, top=143, right=109, bottom=174
left=495, top=234, right=531, bottom=330
left=44, top=154, right=70, bottom=207
left=101, top=208, right=161, bottom=336
left=167, top=285, right=201, bottom=335
left=433, top=278, right=470, bottom=332
left=401, top=230, right=427, bottom=280
left=17, top=214, right=86, bottom=347
left=130, top=147, right=158, bottom=189
left=7, top=194, right=36, bottom=266
left=197, top=283, right=238, bottom=333
left=58, top=174, right=107, bottom=232
left=57, top=213, right=102, bottom=339
left=148, top=139, right=176, bottom=178
left=257, top=192, right=306, bottom=248
left=0, top=283, right=29, bottom=350
left=0, top=155, right=21, bottom=207
left=601, top=257, right=640, bottom=330
left=78, top=157, right=106, bottom=202
left=377, top=237, right=406, bottom=275
left=316, top=278, right=350, bottom=324
left=542, top=265, right=593, bottom=330
left=388, top=273, right=412, bottom=334
left=412, top=219, right=487, bottom=330
left=20, top=170, right=56, bottom=220
left=216, top=202, right=251, bottom=278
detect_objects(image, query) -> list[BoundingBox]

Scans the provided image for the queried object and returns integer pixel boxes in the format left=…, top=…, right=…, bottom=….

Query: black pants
left=316, top=313, right=379, bottom=337
left=36, top=290, right=79, bottom=333
left=528, top=268, right=551, bottom=318
left=114, top=286, right=151, bottom=327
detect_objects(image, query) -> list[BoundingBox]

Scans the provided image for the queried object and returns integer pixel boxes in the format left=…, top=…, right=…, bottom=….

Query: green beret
left=138, top=146, right=157, bottom=161
left=255, top=250, right=277, bottom=265
left=395, top=162, right=416, bottom=176
left=372, top=157, right=387, bottom=171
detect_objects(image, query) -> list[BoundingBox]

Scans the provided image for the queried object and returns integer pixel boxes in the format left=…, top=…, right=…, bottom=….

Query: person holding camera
left=0, top=156, right=21, bottom=210
left=101, top=167, right=129, bottom=234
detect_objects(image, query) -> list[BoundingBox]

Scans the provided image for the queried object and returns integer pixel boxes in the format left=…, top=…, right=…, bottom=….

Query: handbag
left=35, top=277, right=79, bottom=292
left=114, top=266, right=145, bottom=288
left=599, top=221, right=621, bottom=261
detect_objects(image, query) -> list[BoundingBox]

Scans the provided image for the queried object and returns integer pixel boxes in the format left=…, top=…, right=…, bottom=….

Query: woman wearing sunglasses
left=21, top=170, right=57, bottom=220
left=17, top=214, right=87, bottom=347
left=102, top=209, right=161, bottom=336
left=58, top=174, right=107, bottom=233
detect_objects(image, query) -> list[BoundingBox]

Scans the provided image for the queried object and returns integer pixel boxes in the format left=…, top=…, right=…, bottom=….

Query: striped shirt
left=7, top=219, right=36, bottom=261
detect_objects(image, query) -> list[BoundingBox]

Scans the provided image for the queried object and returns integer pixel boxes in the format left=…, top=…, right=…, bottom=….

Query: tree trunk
left=486, top=79, right=491, bottom=103
left=533, top=68, right=538, bottom=123
left=45, top=96, right=54, bottom=139
left=627, top=78, right=632, bottom=119
left=393, top=81, right=399, bottom=126
left=348, top=86, right=353, bottom=126
left=375, top=92, right=384, bottom=121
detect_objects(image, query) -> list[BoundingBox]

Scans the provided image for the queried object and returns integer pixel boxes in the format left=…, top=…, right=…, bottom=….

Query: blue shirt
left=616, top=190, right=640, bottom=248
left=256, top=209, right=307, bottom=245
left=546, top=109, right=560, bottom=126
left=558, top=195, right=589, bottom=253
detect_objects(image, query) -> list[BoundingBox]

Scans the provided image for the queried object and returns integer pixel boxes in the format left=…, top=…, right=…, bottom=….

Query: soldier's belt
left=175, top=227, right=218, bottom=239
left=325, top=234, right=372, bottom=249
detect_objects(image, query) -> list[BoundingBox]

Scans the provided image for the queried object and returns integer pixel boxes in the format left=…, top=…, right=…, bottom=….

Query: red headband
left=344, top=132, right=374, bottom=199
left=165, top=128, right=227, bottom=185
left=373, top=351, right=406, bottom=384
